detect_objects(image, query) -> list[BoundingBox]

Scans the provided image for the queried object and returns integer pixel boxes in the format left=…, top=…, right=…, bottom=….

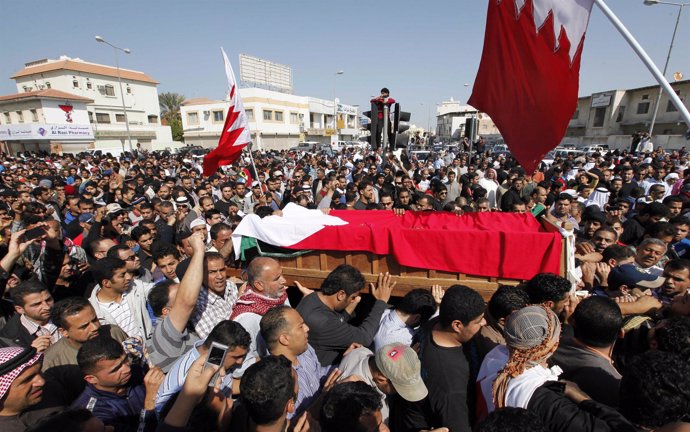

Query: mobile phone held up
left=204, top=342, right=228, bottom=387
left=25, top=226, right=47, bottom=241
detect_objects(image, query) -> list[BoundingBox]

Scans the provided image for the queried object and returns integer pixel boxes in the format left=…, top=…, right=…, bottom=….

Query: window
left=45, top=82, right=51, bottom=89
left=73, top=80, right=79, bottom=88
left=274, top=111, right=283, bottom=122
left=290, top=112, right=299, bottom=124
left=86, top=81, right=91, bottom=90
left=148, top=115, right=158, bottom=124
left=667, top=91, right=681, bottom=112
left=30, top=109, right=38, bottom=122
left=95, top=113, right=111, bottom=123
left=571, top=109, right=579, bottom=120
left=245, top=109, right=254, bottom=121
left=88, top=112, right=94, bottom=123
left=593, top=107, right=606, bottom=127
left=22, top=86, right=31, bottom=92
left=98, top=84, right=116, bottom=96
left=126, top=86, right=131, bottom=94
left=16, top=111, right=24, bottom=123
left=116, top=114, right=126, bottom=123
left=213, top=110, right=224, bottom=122
left=263, top=110, right=273, bottom=121
left=187, top=112, right=199, bottom=125
left=616, top=106, right=626, bottom=122
left=3, top=112, right=10, bottom=124
left=637, top=102, right=650, bottom=115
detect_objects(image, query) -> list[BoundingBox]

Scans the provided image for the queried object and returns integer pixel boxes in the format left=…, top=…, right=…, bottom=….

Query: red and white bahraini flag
left=203, top=47, right=252, bottom=176
left=469, top=0, right=595, bottom=174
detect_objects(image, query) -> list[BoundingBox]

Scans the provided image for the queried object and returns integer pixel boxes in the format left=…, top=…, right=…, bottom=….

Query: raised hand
left=370, top=272, right=396, bottom=303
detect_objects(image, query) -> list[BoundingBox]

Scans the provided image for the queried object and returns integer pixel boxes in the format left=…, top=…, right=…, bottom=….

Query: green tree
left=168, top=117, right=184, bottom=142
left=159, top=92, right=186, bottom=124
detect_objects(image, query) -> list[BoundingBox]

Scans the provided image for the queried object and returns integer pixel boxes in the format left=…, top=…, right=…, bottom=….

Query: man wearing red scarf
left=230, top=257, right=290, bottom=382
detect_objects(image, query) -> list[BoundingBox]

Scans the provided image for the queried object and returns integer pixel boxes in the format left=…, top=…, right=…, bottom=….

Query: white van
left=581, top=145, right=607, bottom=155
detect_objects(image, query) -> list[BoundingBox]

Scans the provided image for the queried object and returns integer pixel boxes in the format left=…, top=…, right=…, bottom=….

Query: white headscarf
left=584, top=187, right=610, bottom=211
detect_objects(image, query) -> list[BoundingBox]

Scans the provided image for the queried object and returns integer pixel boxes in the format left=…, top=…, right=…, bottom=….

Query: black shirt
left=619, top=217, right=645, bottom=246
left=413, top=318, right=472, bottom=432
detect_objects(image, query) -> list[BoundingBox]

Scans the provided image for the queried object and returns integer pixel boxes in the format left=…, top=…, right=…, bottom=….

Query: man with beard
left=525, top=273, right=578, bottom=332
left=214, top=182, right=235, bottom=216
left=0, top=347, right=47, bottom=432
left=0, top=280, right=58, bottom=352
left=42, top=297, right=128, bottom=404
left=499, top=177, right=524, bottom=212
left=578, top=211, right=607, bottom=241
left=156, top=184, right=175, bottom=208
left=354, top=180, right=376, bottom=210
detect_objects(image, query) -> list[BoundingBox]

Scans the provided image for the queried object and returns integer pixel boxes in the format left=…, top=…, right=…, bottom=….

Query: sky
left=1, top=0, right=689, bottom=129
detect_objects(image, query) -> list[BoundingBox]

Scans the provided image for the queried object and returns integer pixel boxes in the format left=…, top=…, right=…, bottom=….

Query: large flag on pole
left=469, top=0, right=594, bottom=174
left=203, top=48, right=252, bottom=176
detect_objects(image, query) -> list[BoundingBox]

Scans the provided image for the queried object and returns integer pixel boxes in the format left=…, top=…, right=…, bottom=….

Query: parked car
left=410, top=150, right=431, bottom=161
left=491, top=144, right=511, bottom=157
left=553, top=148, right=584, bottom=159
left=580, top=145, right=607, bottom=155
left=176, top=145, right=204, bottom=155
left=290, top=141, right=320, bottom=153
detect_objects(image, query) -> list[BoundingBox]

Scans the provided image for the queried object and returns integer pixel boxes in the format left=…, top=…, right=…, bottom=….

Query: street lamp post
left=95, top=35, right=134, bottom=154
left=333, top=70, right=344, bottom=146
left=643, top=0, right=688, bottom=137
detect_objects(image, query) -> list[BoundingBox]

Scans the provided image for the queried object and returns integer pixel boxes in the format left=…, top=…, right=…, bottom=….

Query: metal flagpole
left=647, top=3, right=684, bottom=136
left=593, top=0, right=690, bottom=128
left=245, top=143, right=264, bottom=197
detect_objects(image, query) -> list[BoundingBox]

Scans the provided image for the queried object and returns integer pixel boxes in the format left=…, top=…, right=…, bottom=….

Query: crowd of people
left=0, top=141, right=688, bottom=432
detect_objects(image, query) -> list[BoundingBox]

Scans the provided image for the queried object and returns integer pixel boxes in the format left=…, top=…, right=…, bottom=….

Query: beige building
left=565, top=80, right=690, bottom=150
left=181, top=87, right=359, bottom=150
left=435, top=99, right=499, bottom=142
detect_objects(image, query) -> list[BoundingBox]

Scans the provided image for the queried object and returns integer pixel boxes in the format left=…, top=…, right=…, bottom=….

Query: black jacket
left=527, top=381, right=636, bottom=432
left=0, top=314, right=35, bottom=348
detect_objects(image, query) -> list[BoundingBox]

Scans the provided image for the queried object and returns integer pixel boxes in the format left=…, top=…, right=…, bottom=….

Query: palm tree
left=159, top=92, right=186, bottom=124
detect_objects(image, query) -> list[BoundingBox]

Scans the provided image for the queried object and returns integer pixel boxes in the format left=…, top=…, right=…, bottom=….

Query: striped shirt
left=146, top=315, right=200, bottom=373
left=190, top=281, right=238, bottom=339
left=20, top=314, right=61, bottom=344
left=155, top=340, right=234, bottom=413
left=373, top=308, right=414, bottom=352
left=96, top=289, right=140, bottom=339
left=292, top=344, right=332, bottom=419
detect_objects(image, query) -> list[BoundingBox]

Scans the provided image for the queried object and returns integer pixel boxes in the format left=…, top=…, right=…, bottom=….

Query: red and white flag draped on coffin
left=468, top=0, right=595, bottom=174
left=232, top=203, right=562, bottom=280
left=203, top=47, right=252, bottom=176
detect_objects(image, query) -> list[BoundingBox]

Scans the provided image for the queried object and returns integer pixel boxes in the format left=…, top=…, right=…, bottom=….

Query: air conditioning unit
left=203, top=110, right=210, bottom=115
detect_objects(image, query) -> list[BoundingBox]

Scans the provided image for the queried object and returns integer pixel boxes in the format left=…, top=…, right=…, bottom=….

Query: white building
left=6, top=56, right=173, bottom=154
left=435, top=99, right=500, bottom=142
left=181, top=87, right=358, bottom=151
left=0, top=89, right=94, bottom=155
